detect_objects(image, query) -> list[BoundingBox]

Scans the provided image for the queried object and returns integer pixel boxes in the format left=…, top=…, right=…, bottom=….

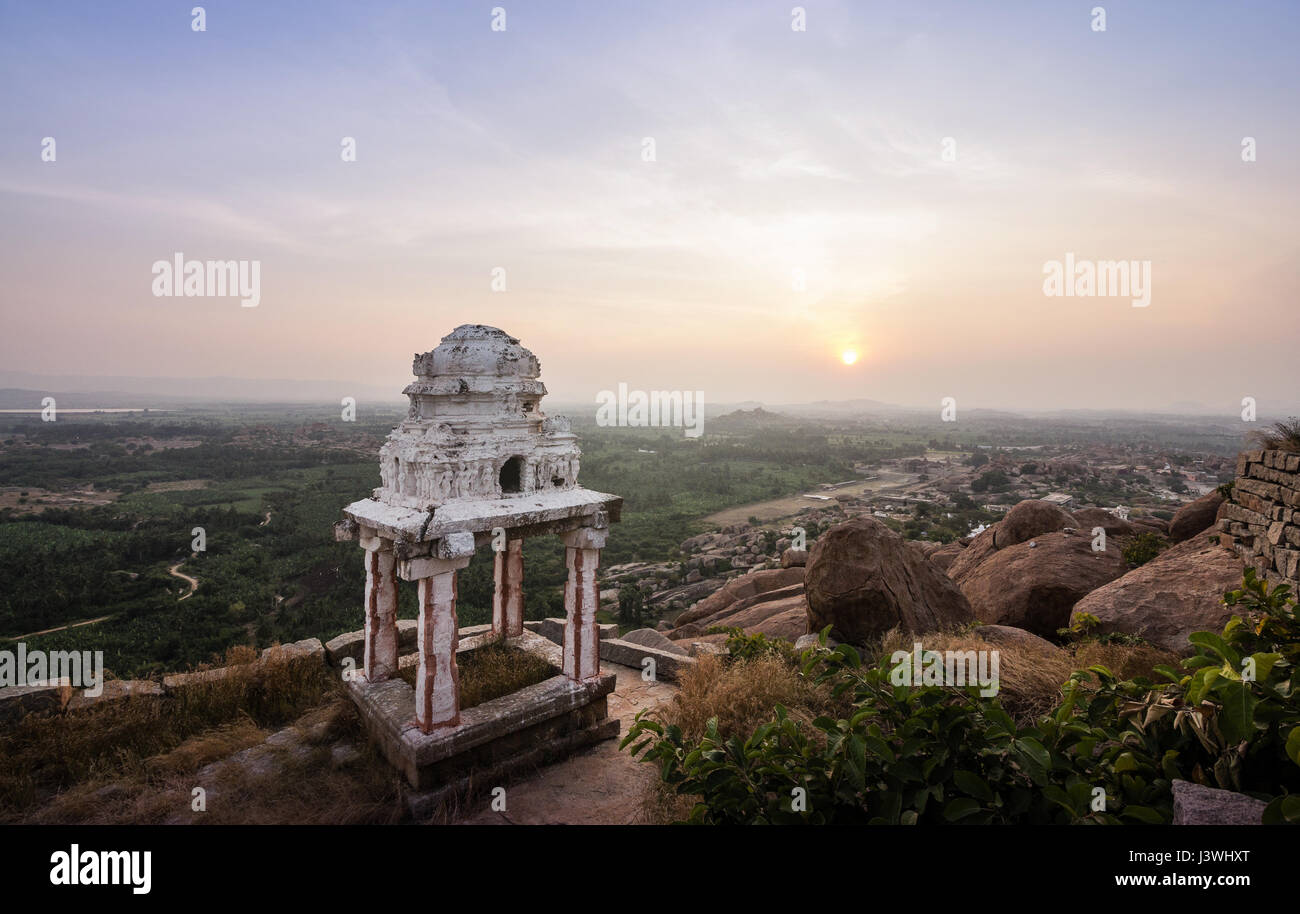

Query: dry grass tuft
left=397, top=640, right=557, bottom=710
left=651, top=652, right=837, bottom=744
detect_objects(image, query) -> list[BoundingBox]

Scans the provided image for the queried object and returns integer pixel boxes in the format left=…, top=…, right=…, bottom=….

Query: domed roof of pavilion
left=417, top=324, right=541, bottom=380
left=339, top=323, right=621, bottom=547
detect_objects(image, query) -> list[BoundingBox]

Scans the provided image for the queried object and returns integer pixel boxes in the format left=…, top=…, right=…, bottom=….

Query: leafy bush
left=625, top=573, right=1300, bottom=824
left=704, top=627, right=794, bottom=663
left=1122, top=532, right=1164, bottom=567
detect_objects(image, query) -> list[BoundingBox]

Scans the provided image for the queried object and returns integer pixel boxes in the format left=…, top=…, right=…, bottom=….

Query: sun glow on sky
left=841, top=350, right=859, bottom=366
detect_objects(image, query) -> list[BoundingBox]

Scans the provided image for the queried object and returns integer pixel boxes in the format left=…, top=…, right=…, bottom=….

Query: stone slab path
left=454, top=663, right=677, bottom=825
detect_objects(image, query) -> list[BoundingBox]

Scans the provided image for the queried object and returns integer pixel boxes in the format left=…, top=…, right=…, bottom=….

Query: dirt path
left=454, top=663, right=678, bottom=825
left=169, top=561, right=199, bottom=600
left=8, top=614, right=114, bottom=640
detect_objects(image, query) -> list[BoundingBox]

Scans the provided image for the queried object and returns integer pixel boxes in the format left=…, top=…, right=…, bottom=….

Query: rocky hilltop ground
left=647, top=486, right=1247, bottom=658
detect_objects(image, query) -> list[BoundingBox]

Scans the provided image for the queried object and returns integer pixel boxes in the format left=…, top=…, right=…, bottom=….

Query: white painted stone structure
left=336, top=325, right=621, bottom=734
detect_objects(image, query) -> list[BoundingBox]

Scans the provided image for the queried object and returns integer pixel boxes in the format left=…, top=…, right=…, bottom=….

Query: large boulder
left=1171, top=780, right=1265, bottom=825
left=929, top=541, right=966, bottom=573
left=947, top=499, right=1080, bottom=585
left=946, top=527, right=999, bottom=582
left=621, top=628, right=689, bottom=656
left=958, top=532, right=1127, bottom=637
left=673, top=566, right=804, bottom=627
left=1071, top=507, right=1134, bottom=536
left=995, top=499, right=1079, bottom=548
left=1070, top=531, right=1244, bottom=654
left=1168, top=491, right=1226, bottom=544
left=804, top=517, right=973, bottom=644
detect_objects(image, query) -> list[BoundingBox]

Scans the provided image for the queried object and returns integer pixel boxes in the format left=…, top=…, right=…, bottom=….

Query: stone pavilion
left=334, top=325, right=622, bottom=789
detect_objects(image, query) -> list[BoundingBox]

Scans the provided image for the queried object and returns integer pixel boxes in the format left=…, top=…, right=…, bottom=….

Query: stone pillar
left=402, top=554, right=472, bottom=733
left=362, top=537, right=399, bottom=682
left=561, top=527, right=606, bottom=681
left=492, top=537, right=525, bottom=637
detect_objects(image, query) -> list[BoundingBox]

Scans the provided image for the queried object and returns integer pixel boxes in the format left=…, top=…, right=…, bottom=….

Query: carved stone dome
left=376, top=326, right=580, bottom=509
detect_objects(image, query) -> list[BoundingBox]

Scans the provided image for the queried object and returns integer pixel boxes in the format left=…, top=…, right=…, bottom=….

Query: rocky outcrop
left=621, top=628, right=689, bottom=656
left=1070, top=531, right=1244, bottom=654
left=928, top=541, right=966, bottom=573
left=948, top=499, right=1080, bottom=586
left=1168, top=490, right=1225, bottom=543
left=994, top=500, right=1079, bottom=548
left=1171, top=780, right=1265, bottom=825
left=946, top=527, right=999, bottom=582
left=1071, top=507, right=1134, bottom=536
left=957, top=532, right=1126, bottom=637
left=781, top=548, right=808, bottom=568
left=672, top=566, right=805, bottom=628
left=804, top=517, right=973, bottom=644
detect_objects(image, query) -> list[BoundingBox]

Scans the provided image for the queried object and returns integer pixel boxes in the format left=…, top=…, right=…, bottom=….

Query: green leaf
left=1215, top=681, right=1259, bottom=744
left=942, top=798, right=982, bottom=822
left=1121, top=805, right=1166, bottom=824
left=953, top=769, right=994, bottom=802
left=1285, top=727, right=1300, bottom=767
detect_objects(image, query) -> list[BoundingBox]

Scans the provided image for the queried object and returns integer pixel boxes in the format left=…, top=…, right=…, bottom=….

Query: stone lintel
left=343, top=489, right=621, bottom=545
left=562, top=526, right=608, bottom=550
left=398, top=553, right=472, bottom=582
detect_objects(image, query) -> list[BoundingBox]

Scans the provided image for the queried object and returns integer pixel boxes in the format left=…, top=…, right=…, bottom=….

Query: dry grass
left=21, top=696, right=406, bottom=825
left=1251, top=418, right=1300, bottom=454
left=650, top=652, right=840, bottom=744
left=397, top=640, right=557, bottom=710
left=0, top=646, right=336, bottom=822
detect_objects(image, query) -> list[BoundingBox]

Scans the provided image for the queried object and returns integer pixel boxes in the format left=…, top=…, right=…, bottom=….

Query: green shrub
left=1122, top=532, right=1164, bottom=567
left=704, top=627, right=794, bottom=663
left=625, top=573, right=1300, bottom=824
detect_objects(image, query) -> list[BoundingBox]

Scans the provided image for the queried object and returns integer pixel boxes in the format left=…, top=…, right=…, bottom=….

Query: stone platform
left=345, top=629, right=618, bottom=807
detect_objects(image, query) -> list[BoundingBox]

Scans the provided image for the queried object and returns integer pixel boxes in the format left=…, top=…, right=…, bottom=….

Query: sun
left=841, top=349, right=859, bottom=365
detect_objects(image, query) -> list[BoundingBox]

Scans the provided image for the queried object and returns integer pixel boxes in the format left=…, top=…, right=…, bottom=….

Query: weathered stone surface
left=454, top=662, right=676, bottom=825
left=260, top=637, right=324, bottom=664
left=780, top=548, right=808, bottom=568
left=958, top=532, right=1126, bottom=637
left=1221, top=449, right=1300, bottom=591
left=1171, top=780, right=1265, bottom=825
left=946, top=527, right=999, bottom=582
left=0, top=679, right=73, bottom=724
left=598, top=639, right=696, bottom=681
left=1169, top=491, right=1226, bottom=543
left=713, top=594, right=808, bottom=641
left=928, top=541, right=966, bottom=573
left=994, top=499, right=1079, bottom=549
left=326, top=620, right=418, bottom=665
left=1131, top=515, right=1169, bottom=533
left=620, top=628, right=688, bottom=656
left=673, top=567, right=804, bottom=627
left=1070, top=531, right=1244, bottom=654
left=804, top=517, right=973, bottom=644
left=1071, top=507, right=1134, bottom=536
left=682, top=583, right=805, bottom=633
left=537, top=618, right=617, bottom=644
left=67, top=679, right=164, bottom=712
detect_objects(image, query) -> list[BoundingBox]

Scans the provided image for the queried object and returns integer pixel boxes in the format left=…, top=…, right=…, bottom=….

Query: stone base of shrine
left=345, top=629, right=618, bottom=801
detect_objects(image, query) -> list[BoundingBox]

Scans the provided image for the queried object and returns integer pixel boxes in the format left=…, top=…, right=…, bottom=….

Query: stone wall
left=1220, top=449, right=1300, bottom=587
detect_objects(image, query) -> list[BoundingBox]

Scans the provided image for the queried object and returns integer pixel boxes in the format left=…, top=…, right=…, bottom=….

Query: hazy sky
left=2, top=1, right=1297, bottom=413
